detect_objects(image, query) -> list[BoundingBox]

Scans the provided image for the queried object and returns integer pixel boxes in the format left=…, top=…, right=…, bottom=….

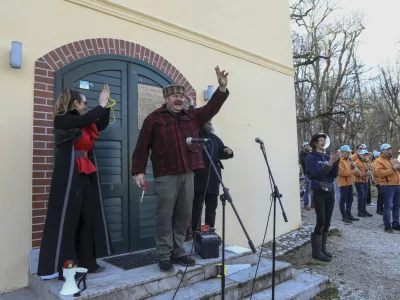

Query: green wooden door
left=58, top=57, right=172, bottom=254
left=62, top=60, right=130, bottom=254
left=128, top=64, right=170, bottom=251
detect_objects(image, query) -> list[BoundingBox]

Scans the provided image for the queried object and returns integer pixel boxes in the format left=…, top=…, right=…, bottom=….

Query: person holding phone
left=306, top=133, right=340, bottom=262
left=131, top=67, right=230, bottom=272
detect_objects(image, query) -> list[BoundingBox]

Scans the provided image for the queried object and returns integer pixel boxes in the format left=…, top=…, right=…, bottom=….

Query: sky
left=337, top=0, right=400, bottom=70
left=291, top=0, right=400, bottom=73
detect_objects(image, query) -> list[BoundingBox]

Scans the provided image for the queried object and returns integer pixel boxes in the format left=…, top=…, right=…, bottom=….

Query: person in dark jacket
left=189, top=120, right=233, bottom=235
left=299, top=142, right=312, bottom=209
left=306, top=133, right=340, bottom=262
left=37, top=86, right=112, bottom=280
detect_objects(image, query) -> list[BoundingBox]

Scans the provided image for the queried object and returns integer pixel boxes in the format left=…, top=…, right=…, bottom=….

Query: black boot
left=322, top=232, right=333, bottom=258
left=347, top=214, right=359, bottom=221
left=311, top=233, right=331, bottom=262
left=342, top=216, right=352, bottom=224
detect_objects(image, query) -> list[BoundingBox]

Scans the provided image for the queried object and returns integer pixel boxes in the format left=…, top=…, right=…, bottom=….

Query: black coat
left=299, top=150, right=309, bottom=174
left=194, top=128, right=233, bottom=195
left=37, top=106, right=112, bottom=276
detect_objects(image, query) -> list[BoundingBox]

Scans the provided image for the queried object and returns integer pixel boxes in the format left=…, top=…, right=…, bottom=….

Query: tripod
left=256, top=138, right=288, bottom=300
left=201, top=143, right=257, bottom=300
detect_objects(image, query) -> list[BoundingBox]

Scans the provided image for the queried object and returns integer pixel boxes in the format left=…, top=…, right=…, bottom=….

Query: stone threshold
left=29, top=242, right=258, bottom=300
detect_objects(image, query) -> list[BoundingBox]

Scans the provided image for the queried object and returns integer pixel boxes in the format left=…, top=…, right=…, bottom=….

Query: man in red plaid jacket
left=132, top=67, right=229, bottom=272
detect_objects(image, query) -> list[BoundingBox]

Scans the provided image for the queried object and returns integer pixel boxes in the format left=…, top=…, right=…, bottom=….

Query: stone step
left=244, top=270, right=329, bottom=300
left=0, top=288, right=38, bottom=300
left=29, top=243, right=259, bottom=300
left=149, top=258, right=292, bottom=299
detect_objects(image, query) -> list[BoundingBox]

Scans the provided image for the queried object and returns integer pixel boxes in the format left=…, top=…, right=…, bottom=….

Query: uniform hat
left=380, top=143, right=392, bottom=150
left=162, top=84, right=185, bottom=97
left=310, top=133, right=327, bottom=144
left=302, top=142, right=309, bottom=147
left=359, top=150, right=369, bottom=155
left=361, top=144, right=367, bottom=149
left=374, top=151, right=381, bottom=158
left=340, top=145, right=352, bottom=152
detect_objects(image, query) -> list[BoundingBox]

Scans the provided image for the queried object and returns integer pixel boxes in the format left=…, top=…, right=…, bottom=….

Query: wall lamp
left=204, top=85, right=215, bottom=101
left=10, top=41, right=22, bottom=69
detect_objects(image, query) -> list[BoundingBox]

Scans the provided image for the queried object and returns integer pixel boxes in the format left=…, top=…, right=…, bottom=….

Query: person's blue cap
left=361, top=144, right=367, bottom=149
left=302, top=142, right=309, bottom=147
left=380, top=143, right=392, bottom=150
left=374, top=151, right=381, bottom=157
left=359, top=150, right=369, bottom=155
left=340, top=145, right=352, bottom=152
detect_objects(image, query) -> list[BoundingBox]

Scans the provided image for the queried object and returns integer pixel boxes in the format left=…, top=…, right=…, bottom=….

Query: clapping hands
left=98, top=84, right=110, bottom=107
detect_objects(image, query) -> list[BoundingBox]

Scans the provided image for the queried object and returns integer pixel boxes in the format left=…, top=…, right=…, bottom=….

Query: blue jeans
left=355, top=182, right=368, bottom=215
left=303, top=176, right=311, bottom=206
left=380, top=185, right=400, bottom=227
left=334, top=179, right=340, bottom=203
left=339, top=185, right=354, bottom=217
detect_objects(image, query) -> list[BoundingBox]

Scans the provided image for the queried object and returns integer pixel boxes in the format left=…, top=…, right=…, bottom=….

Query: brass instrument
left=392, top=157, right=400, bottom=170
left=349, top=156, right=363, bottom=178
left=364, top=160, right=374, bottom=183
left=387, top=154, right=400, bottom=169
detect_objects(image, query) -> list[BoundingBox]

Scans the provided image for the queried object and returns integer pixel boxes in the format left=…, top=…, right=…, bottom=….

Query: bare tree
left=291, top=0, right=365, bottom=149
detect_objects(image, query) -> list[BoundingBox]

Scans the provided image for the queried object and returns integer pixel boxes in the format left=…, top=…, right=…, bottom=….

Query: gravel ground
left=278, top=196, right=400, bottom=300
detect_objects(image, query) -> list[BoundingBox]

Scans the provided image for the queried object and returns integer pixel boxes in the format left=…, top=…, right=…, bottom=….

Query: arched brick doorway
left=32, top=38, right=196, bottom=249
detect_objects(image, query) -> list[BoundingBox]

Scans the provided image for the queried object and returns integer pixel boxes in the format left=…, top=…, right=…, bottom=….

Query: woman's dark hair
left=54, top=88, right=83, bottom=117
left=311, top=141, right=317, bottom=151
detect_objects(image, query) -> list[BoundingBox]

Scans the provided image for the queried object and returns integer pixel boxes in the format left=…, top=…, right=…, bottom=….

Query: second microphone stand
left=257, top=139, right=288, bottom=300
left=201, top=142, right=257, bottom=300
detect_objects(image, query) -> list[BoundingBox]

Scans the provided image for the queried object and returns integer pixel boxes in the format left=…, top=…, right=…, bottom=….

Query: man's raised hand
left=215, top=66, right=228, bottom=91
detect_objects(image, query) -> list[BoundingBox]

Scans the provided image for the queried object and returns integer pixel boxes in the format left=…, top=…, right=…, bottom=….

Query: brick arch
left=32, top=38, right=196, bottom=248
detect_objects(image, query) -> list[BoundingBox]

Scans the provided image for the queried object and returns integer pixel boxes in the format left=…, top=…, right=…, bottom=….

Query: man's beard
left=166, top=100, right=184, bottom=111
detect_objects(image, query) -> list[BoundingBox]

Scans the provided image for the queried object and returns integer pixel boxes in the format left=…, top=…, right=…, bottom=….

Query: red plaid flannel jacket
left=131, top=88, right=229, bottom=177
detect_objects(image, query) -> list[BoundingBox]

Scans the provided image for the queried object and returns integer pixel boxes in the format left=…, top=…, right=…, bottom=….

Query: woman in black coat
left=37, top=85, right=112, bottom=279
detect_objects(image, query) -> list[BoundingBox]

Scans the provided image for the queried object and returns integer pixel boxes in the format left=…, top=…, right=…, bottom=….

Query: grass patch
left=328, top=228, right=343, bottom=237
left=313, top=284, right=339, bottom=300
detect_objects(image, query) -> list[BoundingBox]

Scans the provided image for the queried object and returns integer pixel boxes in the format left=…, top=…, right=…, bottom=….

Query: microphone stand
left=200, top=142, right=257, bottom=300
left=257, top=139, right=288, bottom=300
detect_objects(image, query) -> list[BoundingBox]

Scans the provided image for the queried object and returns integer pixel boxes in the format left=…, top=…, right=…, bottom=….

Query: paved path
left=280, top=197, right=400, bottom=300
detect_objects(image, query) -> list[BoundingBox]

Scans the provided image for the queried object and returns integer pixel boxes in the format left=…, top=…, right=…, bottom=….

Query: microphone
left=255, top=137, right=264, bottom=144
left=186, top=137, right=209, bottom=145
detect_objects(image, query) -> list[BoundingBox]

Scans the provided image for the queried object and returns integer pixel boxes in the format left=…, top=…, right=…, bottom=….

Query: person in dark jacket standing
left=190, top=120, right=233, bottom=235
left=37, top=86, right=112, bottom=280
left=306, top=133, right=340, bottom=262
left=132, top=67, right=229, bottom=272
left=299, top=142, right=312, bottom=209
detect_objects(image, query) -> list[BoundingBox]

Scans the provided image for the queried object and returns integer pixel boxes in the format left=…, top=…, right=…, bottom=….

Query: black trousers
left=191, top=192, right=219, bottom=231
left=74, top=174, right=100, bottom=272
left=312, top=189, right=335, bottom=234
left=376, top=185, right=384, bottom=213
left=367, top=181, right=371, bottom=205
left=339, top=185, right=353, bottom=217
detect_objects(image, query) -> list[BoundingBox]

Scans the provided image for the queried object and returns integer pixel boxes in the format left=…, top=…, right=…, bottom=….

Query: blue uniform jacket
left=306, top=151, right=339, bottom=190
